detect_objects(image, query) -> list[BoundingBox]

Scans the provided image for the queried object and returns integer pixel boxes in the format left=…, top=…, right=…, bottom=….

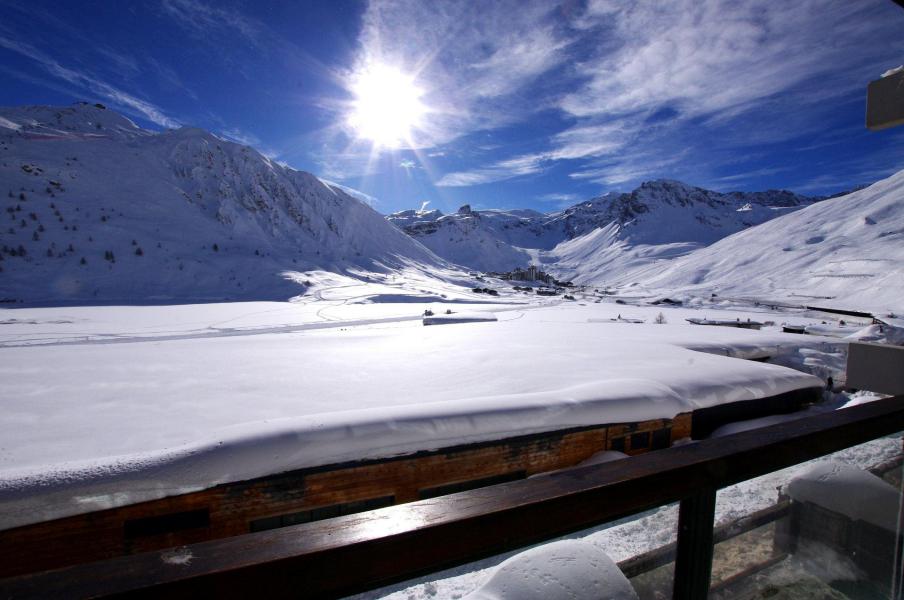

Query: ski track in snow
left=0, top=302, right=535, bottom=348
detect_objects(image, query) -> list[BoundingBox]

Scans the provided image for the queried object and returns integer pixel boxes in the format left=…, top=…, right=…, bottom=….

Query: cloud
left=0, top=33, right=179, bottom=128
left=436, top=152, right=549, bottom=187
left=713, top=167, right=793, bottom=184
left=144, top=56, right=198, bottom=100
left=539, top=192, right=580, bottom=204
left=537, top=1, right=901, bottom=188
left=435, top=119, right=637, bottom=187
left=351, top=0, right=573, bottom=149
left=160, top=0, right=261, bottom=46
left=569, top=148, right=690, bottom=186
left=547, top=122, right=634, bottom=161
left=93, top=46, right=141, bottom=78
left=219, top=127, right=260, bottom=146
left=318, top=178, right=380, bottom=207
left=559, top=1, right=886, bottom=120
left=348, top=0, right=902, bottom=189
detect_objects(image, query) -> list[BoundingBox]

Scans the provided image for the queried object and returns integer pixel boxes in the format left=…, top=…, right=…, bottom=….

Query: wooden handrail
left=2, top=395, right=903, bottom=599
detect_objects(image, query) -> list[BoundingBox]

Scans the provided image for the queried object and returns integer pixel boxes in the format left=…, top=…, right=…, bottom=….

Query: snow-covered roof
left=0, top=308, right=825, bottom=529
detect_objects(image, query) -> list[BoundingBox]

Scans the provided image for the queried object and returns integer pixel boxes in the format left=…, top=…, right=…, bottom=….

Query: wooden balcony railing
left=1, top=394, right=903, bottom=599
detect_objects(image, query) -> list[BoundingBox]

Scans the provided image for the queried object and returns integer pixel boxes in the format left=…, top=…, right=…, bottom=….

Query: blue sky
left=1, top=0, right=903, bottom=215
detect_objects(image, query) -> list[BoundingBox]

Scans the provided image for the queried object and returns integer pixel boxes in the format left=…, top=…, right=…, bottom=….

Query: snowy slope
left=387, top=205, right=550, bottom=272
left=537, top=223, right=702, bottom=286
left=388, top=182, right=818, bottom=274
left=385, top=207, right=445, bottom=228
left=546, top=181, right=814, bottom=246
left=0, top=104, right=452, bottom=304
left=630, top=169, right=904, bottom=312
left=539, top=181, right=819, bottom=284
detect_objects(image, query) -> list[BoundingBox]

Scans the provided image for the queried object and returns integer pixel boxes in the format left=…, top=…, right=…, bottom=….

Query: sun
left=347, top=63, right=426, bottom=148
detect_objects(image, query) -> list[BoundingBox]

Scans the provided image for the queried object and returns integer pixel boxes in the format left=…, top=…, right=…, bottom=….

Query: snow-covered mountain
left=388, top=180, right=819, bottom=274
left=545, top=181, right=815, bottom=245
left=0, top=104, right=449, bottom=304
left=5, top=103, right=889, bottom=311
left=386, top=204, right=552, bottom=272
left=626, top=169, right=904, bottom=312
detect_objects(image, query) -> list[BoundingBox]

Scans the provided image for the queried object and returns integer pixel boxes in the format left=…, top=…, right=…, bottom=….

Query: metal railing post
left=673, top=487, right=717, bottom=600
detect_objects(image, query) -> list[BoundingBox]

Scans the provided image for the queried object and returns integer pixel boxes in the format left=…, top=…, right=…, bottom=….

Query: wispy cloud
left=217, top=127, right=280, bottom=158
left=93, top=46, right=141, bottom=78
left=436, top=152, right=549, bottom=187
left=560, top=2, right=888, bottom=120
left=219, top=127, right=260, bottom=147
left=347, top=0, right=903, bottom=190
left=569, top=149, right=690, bottom=186
left=713, top=167, right=793, bottom=184
left=144, top=56, right=198, bottom=100
left=435, top=119, right=635, bottom=187
left=436, top=119, right=641, bottom=187
left=547, top=122, right=634, bottom=161
left=539, top=192, right=579, bottom=203
left=158, top=0, right=340, bottom=86
left=351, top=0, right=573, bottom=149
left=553, top=1, right=902, bottom=188
left=318, top=178, right=380, bottom=207
left=160, top=0, right=261, bottom=46
left=0, top=32, right=179, bottom=128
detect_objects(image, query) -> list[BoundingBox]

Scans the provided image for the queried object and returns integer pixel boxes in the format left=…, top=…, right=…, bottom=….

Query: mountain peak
left=386, top=177, right=823, bottom=273
left=641, top=178, right=690, bottom=187
left=0, top=103, right=147, bottom=141
left=0, top=104, right=443, bottom=304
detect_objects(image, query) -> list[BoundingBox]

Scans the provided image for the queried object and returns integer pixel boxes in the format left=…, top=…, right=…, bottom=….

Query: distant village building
left=502, top=265, right=557, bottom=285
left=487, top=265, right=573, bottom=288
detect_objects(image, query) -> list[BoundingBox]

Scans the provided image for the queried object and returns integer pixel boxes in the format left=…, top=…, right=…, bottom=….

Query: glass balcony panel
left=710, top=432, right=904, bottom=599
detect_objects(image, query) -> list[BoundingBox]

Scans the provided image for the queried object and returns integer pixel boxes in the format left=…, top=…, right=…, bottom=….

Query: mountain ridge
left=387, top=179, right=822, bottom=273
left=628, top=169, right=904, bottom=311
left=0, top=103, right=452, bottom=305
left=3, top=103, right=894, bottom=312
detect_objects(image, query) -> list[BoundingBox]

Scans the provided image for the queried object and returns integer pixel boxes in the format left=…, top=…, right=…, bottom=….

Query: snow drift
left=462, top=540, right=638, bottom=600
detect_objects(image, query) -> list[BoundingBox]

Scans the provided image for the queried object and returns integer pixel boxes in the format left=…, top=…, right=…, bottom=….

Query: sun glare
left=348, top=63, right=426, bottom=148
